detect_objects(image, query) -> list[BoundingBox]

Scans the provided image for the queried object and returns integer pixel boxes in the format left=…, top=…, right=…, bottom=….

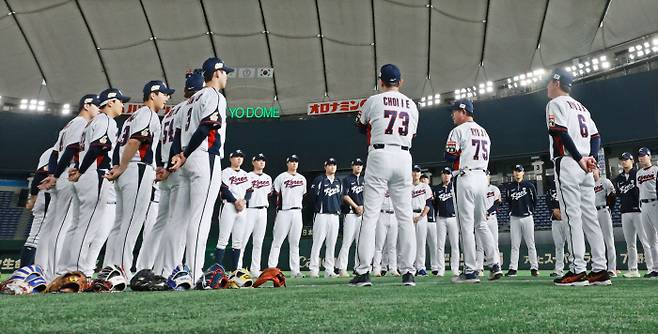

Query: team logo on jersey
left=638, top=174, right=656, bottom=184
left=350, top=184, right=364, bottom=194
left=438, top=192, right=452, bottom=201
left=324, top=186, right=341, bottom=197
left=548, top=114, right=556, bottom=127
left=594, top=185, right=604, bottom=193
left=618, top=183, right=635, bottom=194
left=510, top=189, right=528, bottom=201
left=229, top=175, right=249, bottom=185
left=252, top=179, right=271, bottom=189
left=284, top=179, right=305, bottom=188
left=486, top=191, right=495, bottom=198
left=412, top=189, right=426, bottom=198
left=446, top=141, right=457, bottom=153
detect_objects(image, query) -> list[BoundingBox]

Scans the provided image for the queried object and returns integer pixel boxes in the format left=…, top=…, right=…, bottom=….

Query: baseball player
left=411, top=165, right=432, bottom=276
left=613, top=152, right=654, bottom=278
left=21, top=148, right=54, bottom=266
left=34, top=95, right=95, bottom=279
left=505, top=164, right=539, bottom=277
left=169, top=57, right=232, bottom=284
left=445, top=99, right=503, bottom=283
left=593, top=166, right=618, bottom=276
left=476, top=171, right=501, bottom=275
left=215, top=150, right=253, bottom=271
left=636, top=147, right=658, bottom=278
left=546, top=68, right=610, bottom=286
left=103, top=80, right=170, bottom=278
left=135, top=184, right=160, bottom=272
left=372, top=191, right=398, bottom=277
left=336, top=158, right=365, bottom=277
left=267, top=155, right=307, bottom=278
left=237, top=153, right=273, bottom=276
left=151, top=70, right=204, bottom=278
left=309, top=158, right=342, bottom=278
left=433, top=167, right=460, bottom=277
left=421, top=174, right=441, bottom=275
left=351, top=64, right=419, bottom=287
left=548, top=182, right=568, bottom=277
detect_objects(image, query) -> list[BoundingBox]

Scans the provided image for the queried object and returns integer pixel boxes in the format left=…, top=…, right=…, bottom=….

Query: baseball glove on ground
left=253, top=267, right=286, bottom=288
left=203, top=263, right=229, bottom=289
left=46, top=271, right=89, bottom=293
left=130, top=269, right=167, bottom=292
left=0, top=265, right=48, bottom=295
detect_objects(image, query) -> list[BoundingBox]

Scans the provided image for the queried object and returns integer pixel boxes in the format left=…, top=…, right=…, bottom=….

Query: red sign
left=307, top=98, right=368, bottom=115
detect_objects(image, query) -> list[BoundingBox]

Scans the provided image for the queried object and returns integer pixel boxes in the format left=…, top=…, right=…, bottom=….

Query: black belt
left=413, top=209, right=422, bottom=213
left=439, top=215, right=455, bottom=218
left=250, top=206, right=267, bottom=209
left=380, top=210, right=394, bottom=214
left=641, top=198, right=657, bottom=203
left=596, top=205, right=608, bottom=210
left=282, top=207, right=302, bottom=210
left=373, top=144, right=409, bottom=151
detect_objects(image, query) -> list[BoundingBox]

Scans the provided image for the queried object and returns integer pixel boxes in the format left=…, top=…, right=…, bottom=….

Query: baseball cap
left=419, top=174, right=429, bottom=180
left=441, top=167, right=451, bottom=175
left=324, top=158, right=337, bottom=166
left=412, top=165, right=422, bottom=172
left=549, top=68, right=574, bottom=88
left=351, top=158, right=364, bottom=166
left=451, top=99, right=474, bottom=114
left=379, top=64, right=401, bottom=84
left=229, top=150, right=244, bottom=158
left=98, top=88, right=130, bottom=107
left=252, top=153, right=266, bottom=161
left=620, top=152, right=634, bottom=160
left=514, top=164, right=524, bottom=172
left=185, top=69, right=205, bottom=91
left=202, top=57, right=235, bottom=81
left=638, top=147, right=651, bottom=157
left=78, top=94, right=100, bottom=111
left=143, top=80, right=175, bottom=101
left=286, top=154, right=299, bottom=163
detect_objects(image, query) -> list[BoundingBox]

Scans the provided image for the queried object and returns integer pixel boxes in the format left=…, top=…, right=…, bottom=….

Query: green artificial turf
left=1, top=272, right=658, bottom=333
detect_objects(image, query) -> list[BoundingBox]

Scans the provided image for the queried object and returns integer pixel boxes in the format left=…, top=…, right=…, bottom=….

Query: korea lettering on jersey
left=79, top=113, right=117, bottom=171
left=247, top=172, right=273, bottom=208
left=222, top=169, right=252, bottom=201
left=274, top=172, right=307, bottom=210
left=546, top=96, right=599, bottom=160
left=341, top=174, right=364, bottom=213
left=637, top=166, right=658, bottom=200
left=358, top=91, right=419, bottom=147
left=181, top=87, right=227, bottom=157
left=594, top=178, right=614, bottom=207
left=445, top=122, right=490, bottom=171
left=160, top=101, right=186, bottom=163
left=116, top=106, right=161, bottom=166
left=433, top=184, right=455, bottom=217
left=311, top=175, right=342, bottom=214
left=411, top=183, right=432, bottom=211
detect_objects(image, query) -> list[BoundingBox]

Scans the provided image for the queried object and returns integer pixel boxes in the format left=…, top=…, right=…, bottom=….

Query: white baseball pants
left=268, top=209, right=303, bottom=275
left=551, top=220, right=569, bottom=273
left=437, top=216, right=460, bottom=276
left=237, top=207, right=268, bottom=275
left=309, top=213, right=339, bottom=275
left=373, top=212, right=398, bottom=274
left=508, top=215, right=539, bottom=271
left=597, top=207, right=617, bottom=272
left=476, top=215, right=499, bottom=270
left=335, top=213, right=361, bottom=272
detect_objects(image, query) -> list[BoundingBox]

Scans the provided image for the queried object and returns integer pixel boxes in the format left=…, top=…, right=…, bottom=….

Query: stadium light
left=61, top=103, right=71, bottom=115
left=37, top=100, right=45, bottom=112
left=19, top=99, right=27, bottom=110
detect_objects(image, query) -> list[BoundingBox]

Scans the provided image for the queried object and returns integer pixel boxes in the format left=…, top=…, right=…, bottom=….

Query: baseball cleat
left=325, top=272, right=339, bottom=278
left=607, top=271, right=618, bottom=278
left=550, top=272, right=562, bottom=278
left=488, top=264, right=503, bottom=281
left=416, top=269, right=428, bottom=277
left=381, top=270, right=388, bottom=277
left=291, top=272, right=305, bottom=278
left=505, top=269, right=517, bottom=277
left=309, top=272, right=319, bottom=278
left=644, top=271, right=658, bottom=278
left=452, top=272, right=480, bottom=284
left=587, top=270, right=612, bottom=286
left=338, top=270, right=351, bottom=278
left=391, top=270, right=400, bottom=277
left=373, top=271, right=382, bottom=277
left=531, top=269, right=539, bottom=277
left=402, top=273, right=416, bottom=286
left=478, top=271, right=485, bottom=277
left=554, top=271, right=589, bottom=286
left=623, top=270, right=641, bottom=278
left=349, top=273, right=372, bottom=287
left=431, top=270, right=440, bottom=276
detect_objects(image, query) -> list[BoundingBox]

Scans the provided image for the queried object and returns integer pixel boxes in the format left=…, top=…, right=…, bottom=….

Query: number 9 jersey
left=445, top=121, right=491, bottom=171
left=358, top=91, right=419, bottom=148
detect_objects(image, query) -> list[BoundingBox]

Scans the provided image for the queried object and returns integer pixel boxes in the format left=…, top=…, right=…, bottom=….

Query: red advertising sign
left=307, top=98, right=368, bottom=115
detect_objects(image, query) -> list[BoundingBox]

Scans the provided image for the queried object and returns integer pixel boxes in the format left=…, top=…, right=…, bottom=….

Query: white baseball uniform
left=59, top=112, right=118, bottom=277
left=308, top=175, right=343, bottom=276
left=267, top=172, right=307, bottom=275
left=595, top=177, right=617, bottom=272
left=637, top=165, right=658, bottom=272
left=25, top=149, right=53, bottom=251
left=35, top=115, right=87, bottom=279
left=445, top=120, right=500, bottom=275
left=216, top=167, right=253, bottom=264
left=547, top=95, right=606, bottom=273
left=237, top=171, right=273, bottom=275
left=373, top=191, right=398, bottom=275
left=412, top=182, right=432, bottom=271
left=102, top=106, right=160, bottom=278
left=355, top=91, right=419, bottom=276
left=476, top=184, right=501, bottom=270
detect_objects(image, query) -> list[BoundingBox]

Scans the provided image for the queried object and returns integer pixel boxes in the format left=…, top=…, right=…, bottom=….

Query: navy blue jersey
left=613, top=169, right=640, bottom=213
left=310, top=175, right=343, bottom=214
left=341, top=173, right=364, bottom=214
left=506, top=180, right=537, bottom=217
left=427, top=202, right=436, bottom=222
left=432, top=183, right=455, bottom=218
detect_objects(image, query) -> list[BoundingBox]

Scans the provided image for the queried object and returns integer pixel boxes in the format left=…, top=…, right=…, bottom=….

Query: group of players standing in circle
left=11, top=59, right=658, bottom=292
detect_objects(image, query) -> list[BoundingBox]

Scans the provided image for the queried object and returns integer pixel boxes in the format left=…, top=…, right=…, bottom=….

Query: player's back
left=546, top=95, right=597, bottom=160
left=449, top=121, right=491, bottom=171
left=181, top=87, right=226, bottom=157
left=361, top=91, right=418, bottom=147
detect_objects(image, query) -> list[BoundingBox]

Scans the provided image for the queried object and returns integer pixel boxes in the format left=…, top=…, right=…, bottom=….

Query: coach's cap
left=143, top=80, right=175, bottom=100
left=621, top=152, right=634, bottom=160
left=252, top=153, right=266, bottom=161
left=379, top=64, right=401, bottom=84
left=324, top=158, right=337, bottom=166
left=78, top=94, right=100, bottom=110
left=451, top=99, right=474, bottom=114
left=351, top=158, right=364, bottom=166
left=638, top=147, right=651, bottom=157
left=229, top=150, right=245, bottom=158
left=412, top=165, right=422, bottom=172
left=441, top=167, right=451, bottom=175
left=98, top=88, right=130, bottom=107
left=185, top=69, right=205, bottom=91
left=202, top=57, right=235, bottom=81
left=514, top=164, right=525, bottom=172
left=286, top=154, right=299, bottom=163
left=550, top=68, right=573, bottom=88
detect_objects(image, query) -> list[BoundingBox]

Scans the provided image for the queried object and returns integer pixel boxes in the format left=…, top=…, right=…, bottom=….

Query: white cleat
left=623, top=270, right=641, bottom=278
left=338, top=270, right=351, bottom=278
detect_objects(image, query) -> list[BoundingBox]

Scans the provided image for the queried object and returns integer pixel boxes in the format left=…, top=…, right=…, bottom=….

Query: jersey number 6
left=384, top=110, right=409, bottom=136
